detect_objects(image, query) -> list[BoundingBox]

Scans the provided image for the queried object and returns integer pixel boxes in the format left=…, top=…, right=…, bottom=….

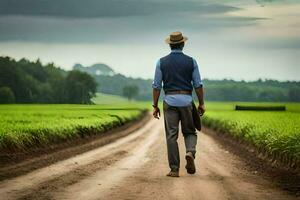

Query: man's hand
left=153, top=107, right=161, bottom=119
left=198, top=104, right=205, bottom=116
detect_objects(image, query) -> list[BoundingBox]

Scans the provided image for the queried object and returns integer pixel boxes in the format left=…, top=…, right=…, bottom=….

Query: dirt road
left=0, top=117, right=298, bottom=200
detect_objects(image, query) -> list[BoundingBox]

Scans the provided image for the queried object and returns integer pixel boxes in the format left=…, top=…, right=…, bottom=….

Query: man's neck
left=171, top=49, right=183, bottom=53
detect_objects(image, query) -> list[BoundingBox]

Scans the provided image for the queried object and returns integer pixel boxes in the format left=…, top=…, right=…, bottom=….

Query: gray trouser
left=163, top=101, right=197, bottom=171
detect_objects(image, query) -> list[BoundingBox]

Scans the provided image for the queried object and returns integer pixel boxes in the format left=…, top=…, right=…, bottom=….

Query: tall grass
left=0, top=104, right=146, bottom=151
left=203, top=102, right=300, bottom=167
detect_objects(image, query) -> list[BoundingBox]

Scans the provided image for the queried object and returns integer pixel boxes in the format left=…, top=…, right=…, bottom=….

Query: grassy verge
left=92, top=92, right=130, bottom=104
left=203, top=102, right=300, bottom=168
left=0, top=104, right=148, bottom=152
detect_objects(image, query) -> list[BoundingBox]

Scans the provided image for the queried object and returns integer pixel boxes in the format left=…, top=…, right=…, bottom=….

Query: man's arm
left=152, top=60, right=162, bottom=119
left=192, top=59, right=205, bottom=115
left=195, top=87, right=205, bottom=115
left=153, top=89, right=161, bottom=108
left=152, top=89, right=161, bottom=119
left=195, top=87, right=204, bottom=105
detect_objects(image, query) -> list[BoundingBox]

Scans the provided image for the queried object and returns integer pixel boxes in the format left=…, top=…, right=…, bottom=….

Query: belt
left=165, top=90, right=192, bottom=95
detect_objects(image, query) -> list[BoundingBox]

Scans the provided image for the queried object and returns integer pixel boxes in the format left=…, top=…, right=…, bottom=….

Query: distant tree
left=0, top=87, right=15, bottom=103
left=65, top=70, right=97, bottom=104
left=288, top=87, right=300, bottom=102
left=1, top=56, right=300, bottom=103
left=0, top=56, right=97, bottom=104
left=122, top=85, right=139, bottom=101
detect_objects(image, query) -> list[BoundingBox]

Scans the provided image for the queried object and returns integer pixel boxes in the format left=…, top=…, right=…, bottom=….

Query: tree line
left=0, top=56, right=97, bottom=104
left=90, top=70, right=300, bottom=102
left=88, top=73, right=300, bottom=102
left=1, top=56, right=299, bottom=104
left=203, top=79, right=300, bottom=102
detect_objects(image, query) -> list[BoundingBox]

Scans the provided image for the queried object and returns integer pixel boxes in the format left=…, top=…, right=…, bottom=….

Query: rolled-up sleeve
left=192, top=58, right=203, bottom=88
left=152, top=59, right=163, bottom=90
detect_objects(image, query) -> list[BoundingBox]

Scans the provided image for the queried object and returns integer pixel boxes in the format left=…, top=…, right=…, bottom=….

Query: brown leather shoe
left=166, top=170, right=179, bottom=177
left=185, top=152, right=196, bottom=174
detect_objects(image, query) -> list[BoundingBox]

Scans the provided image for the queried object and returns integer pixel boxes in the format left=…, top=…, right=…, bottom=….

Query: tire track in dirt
left=1, top=117, right=299, bottom=200
left=0, top=118, right=160, bottom=200
left=97, top=126, right=299, bottom=200
left=55, top=122, right=162, bottom=200
left=17, top=150, right=128, bottom=200
left=0, top=113, right=150, bottom=180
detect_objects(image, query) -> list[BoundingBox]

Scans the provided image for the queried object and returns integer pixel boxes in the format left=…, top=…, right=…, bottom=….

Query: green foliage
left=203, top=79, right=300, bottom=102
left=74, top=64, right=300, bottom=102
left=122, top=85, right=139, bottom=101
left=203, top=102, right=300, bottom=164
left=74, top=63, right=115, bottom=76
left=93, top=73, right=152, bottom=100
left=288, top=87, right=300, bottom=102
left=92, top=93, right=129, bottom=104
left=0, top=87, right=15, bottom=103
left=0, top=104, right=145, bottom=151
left=65, top=70, right=97, bottom=104
left=0, top=56, right=97, bottom=104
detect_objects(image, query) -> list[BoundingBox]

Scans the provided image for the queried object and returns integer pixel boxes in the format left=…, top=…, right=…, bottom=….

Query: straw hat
left=165, top=31, right=188, bottom=44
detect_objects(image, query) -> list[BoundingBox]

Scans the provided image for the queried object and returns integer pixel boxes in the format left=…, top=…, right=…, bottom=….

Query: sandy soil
left=0, top=117, right=298, bottom=200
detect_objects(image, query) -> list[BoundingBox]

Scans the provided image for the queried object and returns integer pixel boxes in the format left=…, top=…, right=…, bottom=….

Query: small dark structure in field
left=235, top=105, right=286, bottom=111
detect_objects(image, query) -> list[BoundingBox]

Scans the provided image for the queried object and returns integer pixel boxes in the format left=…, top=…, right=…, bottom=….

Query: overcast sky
left=0, top=0, right=299, bottom=81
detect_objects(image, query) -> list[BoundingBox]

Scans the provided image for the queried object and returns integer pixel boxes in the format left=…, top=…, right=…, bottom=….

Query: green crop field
left=203, top=102, right=300, bottom=167
left=1, top=99, right=299, bottom=168
left=0, top=104, right=146, bottom=152
left=92, top=93, right=130, bottom=104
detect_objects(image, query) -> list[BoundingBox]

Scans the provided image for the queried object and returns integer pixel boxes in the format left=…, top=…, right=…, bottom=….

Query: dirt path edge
left=202, top=126, right=300, bottom=196
left=0, top=111, right=150, bottom=180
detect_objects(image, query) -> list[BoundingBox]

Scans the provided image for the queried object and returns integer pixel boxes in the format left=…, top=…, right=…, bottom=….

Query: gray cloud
left=0, top=0, right=273, bottom=43
left=0, top=0, right=299, bottom=81
left=0, top=0, right=239, bottom=18
left=0, top=14, right=269, bottom=43
left=246, top=38, right=300, bottom=49
left=255, top=0, right=300, bottom=5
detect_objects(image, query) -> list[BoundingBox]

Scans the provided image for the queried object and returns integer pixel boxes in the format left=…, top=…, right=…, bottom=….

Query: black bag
left=192, top=102, right=201, bottom=131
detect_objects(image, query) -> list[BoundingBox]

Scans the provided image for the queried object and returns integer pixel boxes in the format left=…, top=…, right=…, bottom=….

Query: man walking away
left=152, top=31, right=205, bottom=177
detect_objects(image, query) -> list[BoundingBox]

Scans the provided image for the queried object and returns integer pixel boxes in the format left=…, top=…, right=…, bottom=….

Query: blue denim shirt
left=152, top=50, right=203, bottom=107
